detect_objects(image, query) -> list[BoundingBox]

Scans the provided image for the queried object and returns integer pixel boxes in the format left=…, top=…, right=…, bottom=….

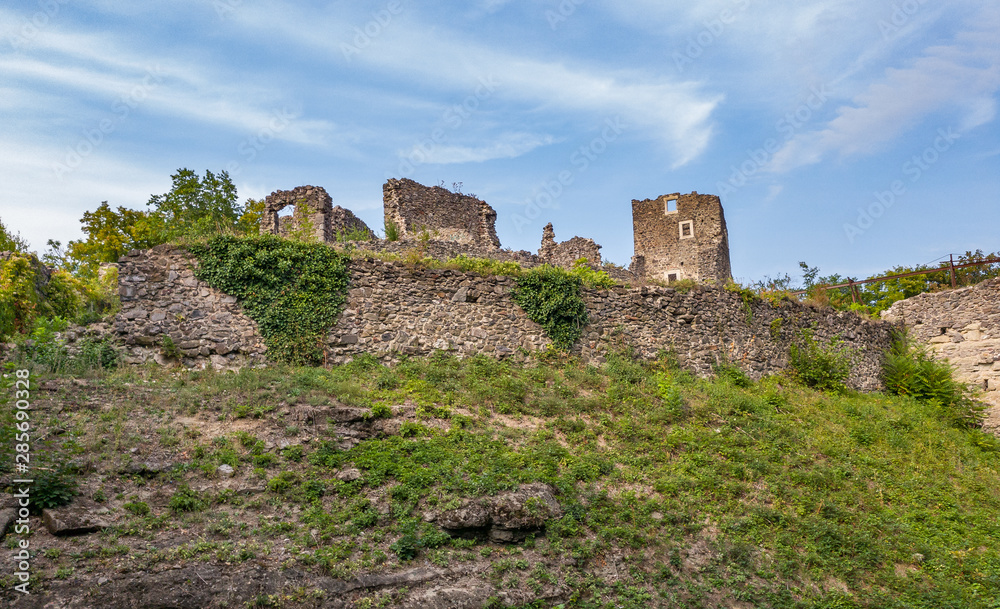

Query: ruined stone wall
left=538, top=223, right=602, bottom=269
left=261, top=186, right=333, bottom=243
left=631, top=192, right=732, bottom=283
left=882, top=278, right=1000, bottom=413
left=115, top=248, right=893, bottom=390
left=327, top=260, right=891, bottom=390
left=114, top=245, right=266, bottom=368
left=383, top=179, right=501, bottom=248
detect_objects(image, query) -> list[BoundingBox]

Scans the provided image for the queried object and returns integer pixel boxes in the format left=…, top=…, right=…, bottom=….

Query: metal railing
left=788, top=255, right=1000, bottom=303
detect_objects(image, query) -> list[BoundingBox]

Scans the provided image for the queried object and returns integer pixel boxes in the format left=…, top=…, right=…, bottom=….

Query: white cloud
left=400, top=132, right=557, bottom=165
left=767, top=6, right=1000, bottom=172
left=0, top=23, right=341, bottom=148
left=230, top=3, right=723, bottom=168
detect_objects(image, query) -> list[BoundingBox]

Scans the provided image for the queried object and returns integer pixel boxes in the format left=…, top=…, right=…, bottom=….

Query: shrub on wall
left=190, top=234, right=350, bottom=365
left=788, top=329, right=852, bottom=392
left=511, top=265, right=587, bottom=351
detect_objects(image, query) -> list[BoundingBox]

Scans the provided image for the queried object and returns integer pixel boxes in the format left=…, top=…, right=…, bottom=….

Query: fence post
left=949, top=254, right=957, bottom=288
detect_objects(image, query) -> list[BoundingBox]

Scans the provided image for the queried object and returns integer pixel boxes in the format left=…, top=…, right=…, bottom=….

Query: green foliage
left=788, top=329, right=852, bottom=392
left=447, top=254, right=522, bottom=277
left=190, top=235, right=351, bottom=365
left=0, top=252, right=118, bottom=340
left=148, top=168, right=243, bottom=241
left=713, top=362, right=754, bottom=388
left=883, top=333, right=984, bottom=429
left=0, top=216, right=29, bottom=253
left=169, top=484, right=207, bottom=512
left=384, top=220, right=400, bottom=242
left=65, top=202, right=167, bottom=278
left=0, top=253, right=40, bottom=338
left=511, top=265, right=587, bottom=351
left=367, top=403, right=393, bottom=419
left=668, top=277, right=698, bottom=293
left=123, top=500, right=151, bottom=516
left=568, top=258, right=616, bottom=289
left=30, top=468, right=78, bottom=513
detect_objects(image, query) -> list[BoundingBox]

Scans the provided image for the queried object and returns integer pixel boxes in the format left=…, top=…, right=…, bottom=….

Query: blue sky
left=1, top=0, right=997, bottom=283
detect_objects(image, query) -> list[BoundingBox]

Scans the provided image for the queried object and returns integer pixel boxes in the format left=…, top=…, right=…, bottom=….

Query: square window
left=667, top=273, right=678, bottom=282
left=679, top=221, right=694, bottom=239
left=664, top=198, right=678, bottom=214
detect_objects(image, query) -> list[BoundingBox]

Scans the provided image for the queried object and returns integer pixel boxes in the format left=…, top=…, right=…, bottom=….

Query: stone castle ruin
left=538, top=223, right=602, bottom=269
left=258, top=180, right=733, bottom=283
left=383, top=178, right=501, bottom=248
left=631, top=192, right=732, bottom=283
left=101, top=178, right=900, bottom=391
left=262, top=186, right=374, bottom=242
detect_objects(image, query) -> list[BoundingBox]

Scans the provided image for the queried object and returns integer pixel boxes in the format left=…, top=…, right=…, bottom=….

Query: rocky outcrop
left=435, top=483, right=563, bottom=542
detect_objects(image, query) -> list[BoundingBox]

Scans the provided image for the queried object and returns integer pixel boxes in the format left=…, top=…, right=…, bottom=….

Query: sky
left=1, top=0, right=998, bottom=284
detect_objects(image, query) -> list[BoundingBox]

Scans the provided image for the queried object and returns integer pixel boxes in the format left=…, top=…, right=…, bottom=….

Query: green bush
left=123, top=500, right=151, bottom=516
left=512, top=265, right=587, bottom=351
left=30, top=468, right=78, bottom=513
left=169, top=484, right=207, bottom=512
left=883, top=333, right=984, bottom=429
left=384, top=220, right=400, bottom=242
left=447, top=254, right=522, bottom=277
left=191, top=235, right=351, bottom=365
left=568, top=258, right=616, bottom=289
left=788, top=329, right=852, bottom=392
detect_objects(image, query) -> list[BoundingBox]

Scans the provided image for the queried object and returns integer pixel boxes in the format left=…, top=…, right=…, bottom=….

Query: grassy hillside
left=2, top=351, right=999, bottom=608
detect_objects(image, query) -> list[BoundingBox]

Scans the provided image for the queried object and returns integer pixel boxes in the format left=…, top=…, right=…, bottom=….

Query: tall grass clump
left=788, top=329, right=852, bottom=392
left=883, top=332, right=984, bottom=429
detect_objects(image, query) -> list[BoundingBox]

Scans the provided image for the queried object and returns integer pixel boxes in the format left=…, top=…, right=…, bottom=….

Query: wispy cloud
left=400, top=132, right=557, bottom=165
left=767, top=6, right=1000, bottom=172
left=230, top=3, right=723, bottom=168
left=0, top=21, right=340, bottom=148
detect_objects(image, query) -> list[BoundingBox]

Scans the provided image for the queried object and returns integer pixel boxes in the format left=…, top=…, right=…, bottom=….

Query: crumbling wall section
left=538, top=223, right=602, bottom=269
left=882, top=278, right=1000, bottom=417
left=383, top=178, right=501, bottom=248
left=327, top=262, right=892, bottom=391
left=262, top=186, right=333, bottom=243
left=632, top=192, right=732, bottom=283
left=329, top=206, right=375, bottom=240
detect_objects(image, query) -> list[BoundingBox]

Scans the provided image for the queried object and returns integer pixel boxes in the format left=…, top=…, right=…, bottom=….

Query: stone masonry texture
left=882, top=278, right=1000, bottom=427
left=538, top=223, right=603, bottom=269
left=631, top=192, right=732, bottom=283
left=115, top=247, right=894, bottom=391
left=383, top=178, right=501, bottom=248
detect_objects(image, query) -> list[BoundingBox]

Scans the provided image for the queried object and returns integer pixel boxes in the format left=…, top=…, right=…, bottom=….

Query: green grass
left=3, top=350, right=999, bottom=607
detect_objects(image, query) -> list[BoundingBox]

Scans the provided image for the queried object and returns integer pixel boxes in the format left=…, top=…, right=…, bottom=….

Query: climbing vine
left=511, top=265, right=588, bottom=351
left=190, top=234, right=350, bottom=365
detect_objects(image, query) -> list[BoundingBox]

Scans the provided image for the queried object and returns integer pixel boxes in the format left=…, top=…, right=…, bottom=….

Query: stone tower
left=630, top=191, right=732, bottom=282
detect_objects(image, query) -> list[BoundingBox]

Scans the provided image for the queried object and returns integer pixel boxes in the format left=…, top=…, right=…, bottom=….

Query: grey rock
left=42, top=501, right=110, bottom=536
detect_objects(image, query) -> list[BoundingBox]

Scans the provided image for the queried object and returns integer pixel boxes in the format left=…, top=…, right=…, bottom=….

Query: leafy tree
left=0, top=217, right=29, bottom=253
left=65, top=202, right=166, bottom=277
left=236, top=198, right=265, bottom=236
left=147, top=168, right=243, bottom=240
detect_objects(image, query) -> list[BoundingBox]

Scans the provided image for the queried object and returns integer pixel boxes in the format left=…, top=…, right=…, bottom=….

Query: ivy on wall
left=190, top=235, right=350, bottom=365
left=511, top=265, right=588, bottom=351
